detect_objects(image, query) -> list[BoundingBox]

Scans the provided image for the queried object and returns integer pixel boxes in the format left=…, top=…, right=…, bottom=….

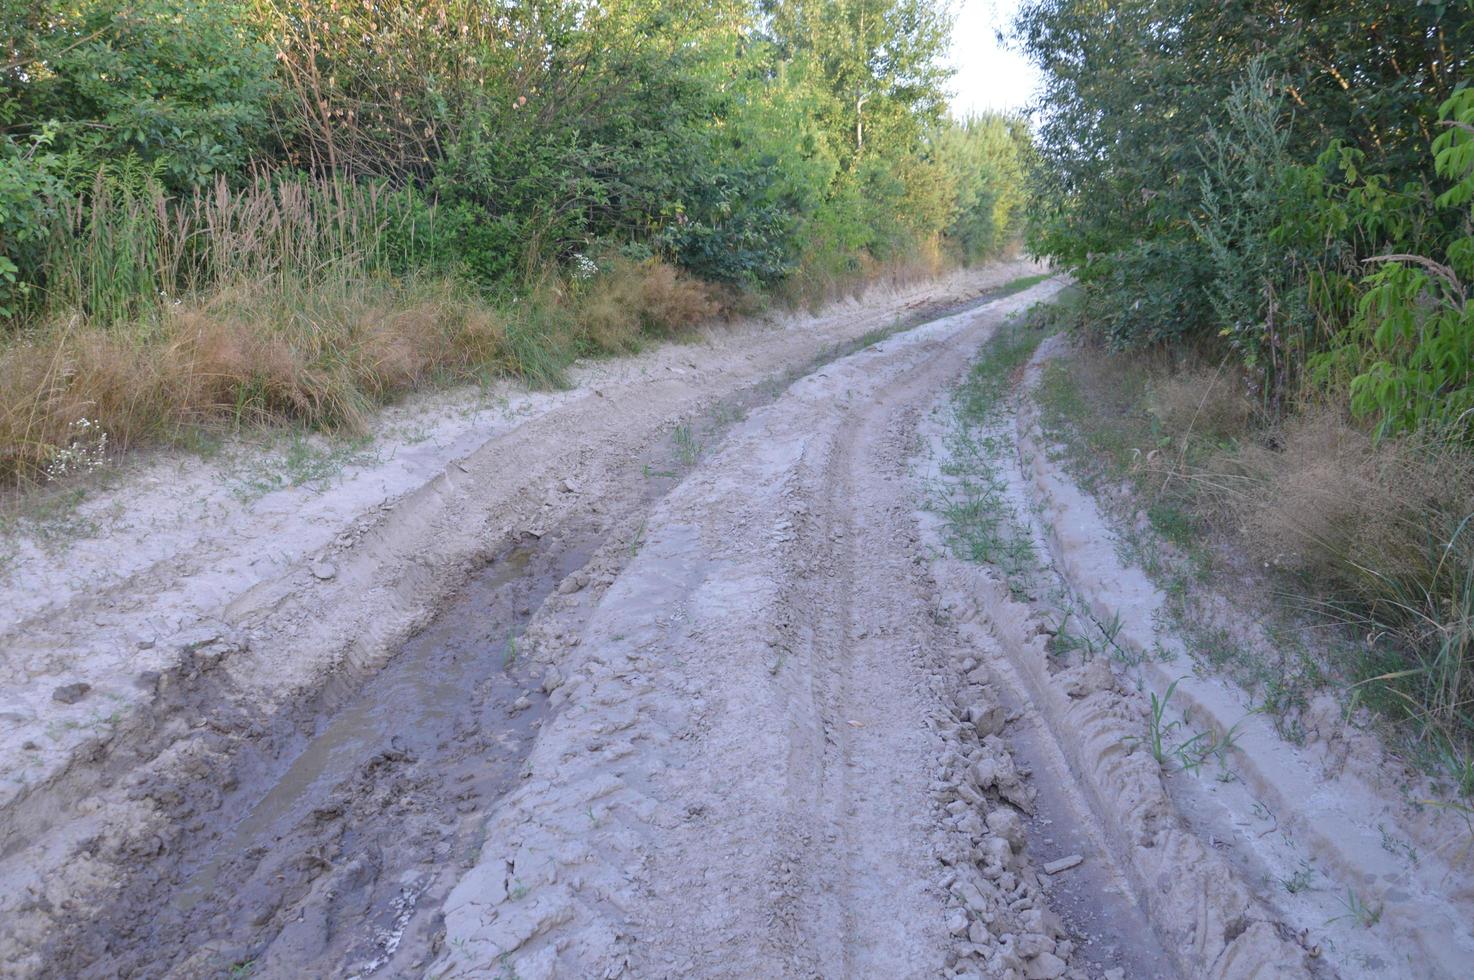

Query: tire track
left=432, top=283, right=1107, bottom=978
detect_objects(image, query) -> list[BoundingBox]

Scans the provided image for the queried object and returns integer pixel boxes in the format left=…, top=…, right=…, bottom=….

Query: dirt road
left=3, top=265, right=1467, bottom=978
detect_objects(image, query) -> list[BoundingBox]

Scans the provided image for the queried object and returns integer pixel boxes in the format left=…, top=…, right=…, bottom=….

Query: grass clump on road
left=929, top=299, right=1062, bottom=586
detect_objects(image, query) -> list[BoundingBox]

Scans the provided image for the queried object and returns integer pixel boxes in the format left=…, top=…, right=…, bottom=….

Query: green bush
left=1019, top=0, right=1474, bottom=389
left=2, top=0, right=1030, bottom=328
left=0, top=130, right=69, bottom=317
left=9, top=0, right=276, bottom=190
left=1342, top=86, right=1474, bottom=438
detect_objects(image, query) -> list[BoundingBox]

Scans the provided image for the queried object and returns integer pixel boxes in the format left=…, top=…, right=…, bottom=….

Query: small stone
left=956, top=879, right=991, bottom=915
left=511, top=695, right=533, bottom=714
left=947, top=909, right=969, bottom=936
left=52, top=682, right=92, bottom=705
left=310, top=560, right=337, bottom=581
left=973, top=758, right=1000, bottom=789
left=1042, top=854, right=1082, bottom=875
left=987, top=808, right=1026, bottom=851
left=136, top=637, right=156, bottom=651
left=1023, top=951, right=1067, bottom=979
left=561, top=478, right=580, bottom=493
left=557, top=575, right=583, bottom=595
left=1014, top=934, right=1050, bottom=959
left=967, top=919, right=991, bottom=945
left=22, top=740, right=40, bottom=751
left=542, top=667, right=564, bottom=694
left=978, top=836, right=1012, bottom=870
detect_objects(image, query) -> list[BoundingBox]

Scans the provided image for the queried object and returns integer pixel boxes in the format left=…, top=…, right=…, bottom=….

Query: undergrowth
left=1033, top=331, right=1474, bottom=798
left=0, top=178, right=720, bottom=488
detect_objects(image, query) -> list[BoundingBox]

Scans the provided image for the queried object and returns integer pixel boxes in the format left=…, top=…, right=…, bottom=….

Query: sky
left=944, top=0, right=1042, bottom=118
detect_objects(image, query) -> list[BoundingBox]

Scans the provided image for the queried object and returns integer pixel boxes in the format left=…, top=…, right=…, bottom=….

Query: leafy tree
left=1018, top=0, right=1474, bottom=372
left=5, top=0, right=276, bottom=189
left=937, top=114, right=1032, bottom=263
left=762, top=0, right=952, bottom=161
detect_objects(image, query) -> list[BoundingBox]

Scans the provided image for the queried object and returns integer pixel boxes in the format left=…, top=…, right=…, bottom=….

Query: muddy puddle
left=45, top=383, right=771, bottom=977
left=47, top=531, right=595, bottom=979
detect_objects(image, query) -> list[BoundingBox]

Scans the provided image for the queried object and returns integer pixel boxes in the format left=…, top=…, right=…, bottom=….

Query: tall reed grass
left=42, top=172, right=419, bottom=325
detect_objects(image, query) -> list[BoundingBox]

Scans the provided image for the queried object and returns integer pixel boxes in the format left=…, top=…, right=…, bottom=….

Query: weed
left=226, top=430, right=378, bottom=502
left=502, top=632, right=519, bottom=669
left=1330, top=888, right=1383, bottom=928
left=672, top=423, right=703, bottom=467
left=1279, top=863, right=1315, bottom=894
left=1130, top=678, right=1186, bottom=766
left=496, top=952, right=523, bottom=980
left=1173, top=716, right=1248, bottom=774
left=1377, top=823, right=1419, bottom=865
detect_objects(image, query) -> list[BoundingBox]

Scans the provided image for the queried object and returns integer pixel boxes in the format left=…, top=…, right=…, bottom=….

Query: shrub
left=1337, top=86, right=1474, bottom=439
left=1193, top=63, right=1317, bottom=405
left=0, top=131, right=69, bottom=318
left=1077, top=238, right=1214, bottom=350
left=9, top=0, right=276, bottom=190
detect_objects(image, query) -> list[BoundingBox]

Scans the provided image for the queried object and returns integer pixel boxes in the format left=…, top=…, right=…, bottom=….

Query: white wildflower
left=44, top=418, right=109, bottom=481
left=571, top=253, right=598, bottom=282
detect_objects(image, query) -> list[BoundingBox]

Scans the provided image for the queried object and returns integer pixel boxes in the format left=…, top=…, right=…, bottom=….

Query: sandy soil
left=0, top=261, right=1460, bottom=978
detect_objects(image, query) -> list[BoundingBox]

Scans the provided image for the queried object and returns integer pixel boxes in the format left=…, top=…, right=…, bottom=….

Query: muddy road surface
left=3, top=265, right=1466, bottom=978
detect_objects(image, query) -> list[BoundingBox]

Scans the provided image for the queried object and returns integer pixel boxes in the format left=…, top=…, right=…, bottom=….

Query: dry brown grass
left=0, top=256, right=728, bottom=486
left=782, top=239, right=952, bottom=310
left=1147, top=364, right=1258, bottom=442
left=0, top=277, right=512, bottom=484
left=1215, top=408, right=1471, bottom=586
left=1200, top=406, right=1474, bottom=733
left=629, top=260, right=720, bottom=335
left=3, top=170, right=731, bottom=486
left=574, top=257, right=719, bottom=350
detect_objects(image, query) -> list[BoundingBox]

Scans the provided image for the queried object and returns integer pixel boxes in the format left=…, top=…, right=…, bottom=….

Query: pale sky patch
left=945, top=0, right=1041, bottom=118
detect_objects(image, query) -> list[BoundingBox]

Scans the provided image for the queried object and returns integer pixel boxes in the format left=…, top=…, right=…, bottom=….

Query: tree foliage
left=1018, top=0, right=1474, bottom=429
left=1, top=0, right=1032, bottom=318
